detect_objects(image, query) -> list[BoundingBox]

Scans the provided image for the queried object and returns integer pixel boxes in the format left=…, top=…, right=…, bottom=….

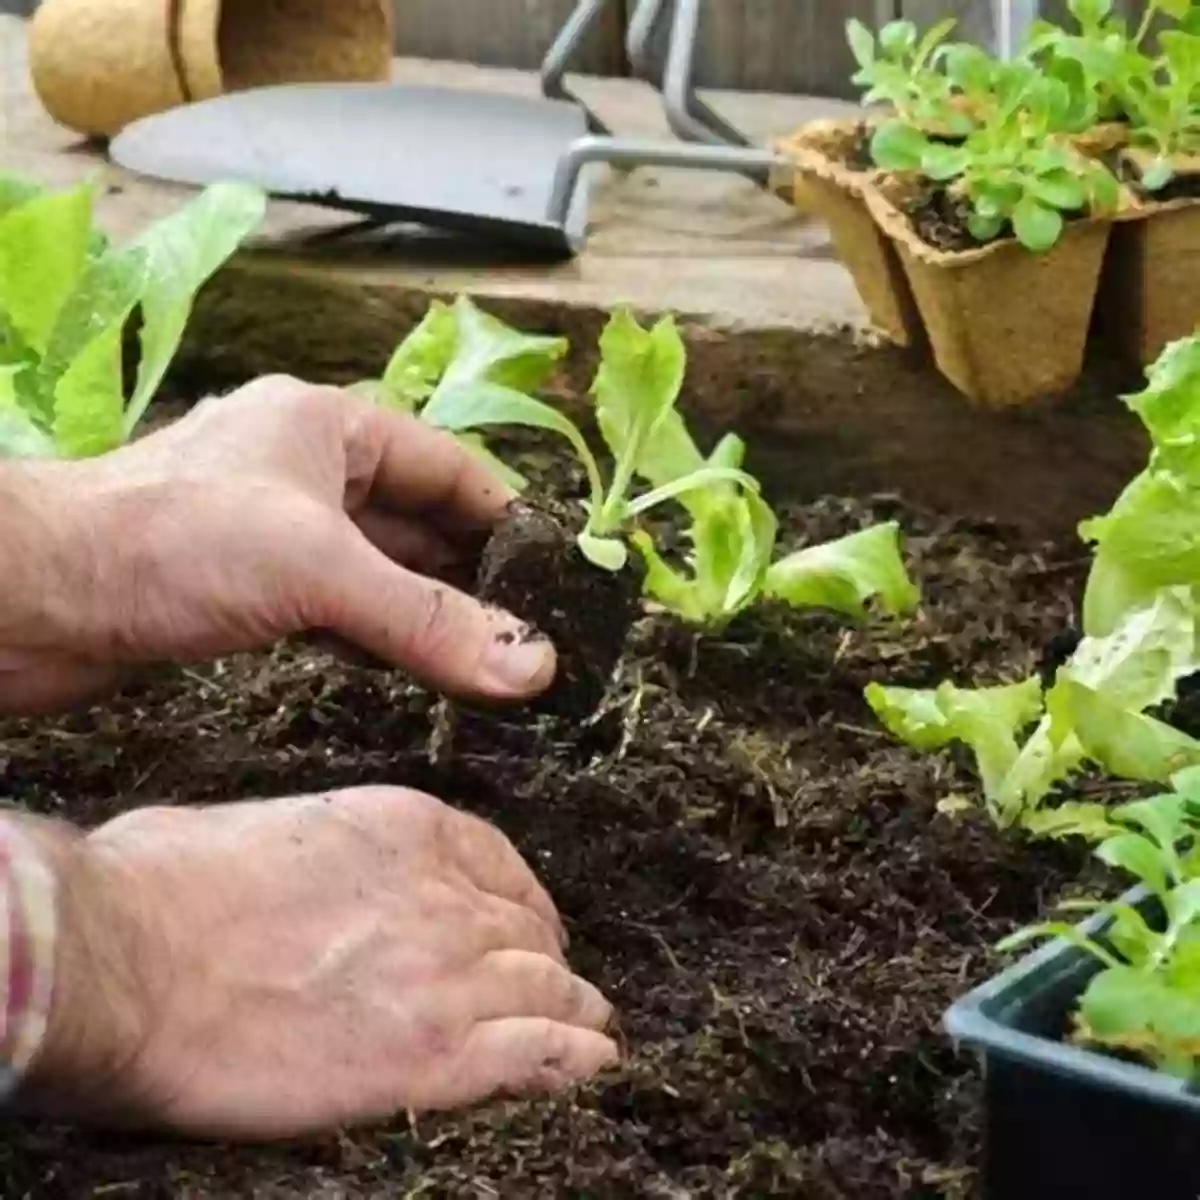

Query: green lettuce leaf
left=1081, top=335, right=1200, bottom=635
left=125, top=182, right=267, bottom=436
left=1081, top=473, right=1200, bottom=635
left=0, top=183, right=94, bottom=355
left=1050, top=678, right=1200, bottom=785
left=866, top=675, right=1044, bottom=804
left=764, top=522, right=920, bottom=620
left=590, top=310, right=687, bottom=523
left=998, top=587, right=1199, bottom=822
left=433, top=296, right=568, bottom=399
left=377, top=300, right=458, bottom=411
left=0, top=366, right=54, bottom=458
left=635, top=483, right=778, bottom=626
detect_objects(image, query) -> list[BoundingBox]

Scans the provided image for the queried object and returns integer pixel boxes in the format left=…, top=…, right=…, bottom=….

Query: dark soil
left=842, top=121, right=876, bottom=173
left=1119, top=155, right=1200, bottom=205
left=470, top=497, right=644, bottom=722
left=0, top=451, right=1116, bottom=1198
left=903, top=185, right=1085, bottom=254
left=903, top=186, right=989, bottom=254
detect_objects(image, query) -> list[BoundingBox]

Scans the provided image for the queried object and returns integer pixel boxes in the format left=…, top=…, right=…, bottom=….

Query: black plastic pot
left=945, top=887, right=1200, bottom=1200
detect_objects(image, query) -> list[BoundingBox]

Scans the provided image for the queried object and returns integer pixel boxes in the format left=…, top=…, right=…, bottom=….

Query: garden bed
left=0, top=439, right=1105, bottom=1199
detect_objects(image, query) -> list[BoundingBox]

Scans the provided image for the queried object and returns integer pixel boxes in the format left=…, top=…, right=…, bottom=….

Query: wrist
left=10, top=814, right=155, bottom=1120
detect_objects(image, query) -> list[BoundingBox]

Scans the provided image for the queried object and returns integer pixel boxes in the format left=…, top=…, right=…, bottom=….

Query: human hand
left=18, top=787, right=617, bottom=1138
left=0, top=376, right=555, bottom=714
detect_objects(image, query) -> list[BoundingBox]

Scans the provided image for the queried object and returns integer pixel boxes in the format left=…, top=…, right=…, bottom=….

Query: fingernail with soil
left=481, top=623, right=556, bottom=697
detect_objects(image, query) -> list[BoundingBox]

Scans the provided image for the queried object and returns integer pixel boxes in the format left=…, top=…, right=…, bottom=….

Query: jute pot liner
left=778, top=118, right=924, bottom=350
left=863, top=182, right=1115, bottom=408
left=1072, top=121, right=1131, bottom=159
left=1095, top=150, right=1200, bottom=367
left=29, top=0, right=391, bottom=138
left=178, top=0, right=392, bottom=103
left=29, top=0, right=186, bottom=138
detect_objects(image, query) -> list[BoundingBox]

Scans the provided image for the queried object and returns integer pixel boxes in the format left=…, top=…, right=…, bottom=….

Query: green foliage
left=1001, top=767, right=1200, bottom=1077
left=0, top=174, right=265, bottom=459
left=630, top=427, right=919, bottom=628
left=866, top=334, right=1200, bottom=832
left=1124, top=30, right=1200, bottom=190
left=851, top=3, right=1200, bottom=246
left=762, top=523, right=919, bottom=622
left=1081, top=335, right=1200, bottom=636
left=419, top=306, right=759, bottom=572
left=358, top=296, right=569, bottom=490
left=845, top=17, right=978, bottom=136
left=1022, top=0, right=1176, bottom=125
left=871, top=58, right=1121, bottom=251
left=382, top=300, right=920, bottom=616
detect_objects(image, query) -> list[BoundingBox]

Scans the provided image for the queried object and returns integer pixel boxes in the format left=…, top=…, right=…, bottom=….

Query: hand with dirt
left=0, top=375, right=555, bottom=714
left=12, top=786, right=616, bottom=1137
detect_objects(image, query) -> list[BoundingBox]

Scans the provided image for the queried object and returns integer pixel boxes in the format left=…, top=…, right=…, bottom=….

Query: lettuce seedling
left=630, top=426, right=780, bottom=626
left=355, top=296, right=569, bottom=490
left=601, top=327, right=919, bottom=628
left=1123, top=30, right=1200, bottom=191
left=846, top=17, right=979, bottom=137
left=1022, top=0, right=1184, bottom=125
left=867, top=579, right=1200, bottom=832
left=0, top=175, right=265, bottom=458
left=867, top=335, right=1200, bottom=833
left=872, top=61, right=1121, bottom=251
left=1080, top=334, right=1200, bottom=637
left=421, top=308, right=758, bottom=572
left=1000, top=769, right=1200, bottom=1077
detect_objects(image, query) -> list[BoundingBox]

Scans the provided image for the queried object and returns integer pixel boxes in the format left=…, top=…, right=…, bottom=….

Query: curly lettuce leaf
left=125, top=182, right=267, bottom=437
left=432, top=297, right=568, bottom=400
left=377, top=300, right=458, bottom=411
left=591, top=310, right=687, bottom=511
left=866, top=675, right=1044, bottom=802
left=635, top=481, right=778, bottom=626
left=764, top=522, right=920, bottom=621
left=0, top=366, right=54, bottom=458
left=1050, top=677, right=1200, bottom=785
left=0, top=183, right=94, bottom=356
left=376, top=296, right=567, bottom=488
left=1081, top=335, right=1200, bottom=635
left=1000, top=586, right=1199, bottom=822
left=869, top=588, right=1200, bottom=825
left=1082, top=473, right=1200, bottom=636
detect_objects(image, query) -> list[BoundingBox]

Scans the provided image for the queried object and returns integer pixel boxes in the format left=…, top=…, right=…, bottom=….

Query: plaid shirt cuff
left=0, top=818, right=57, bottom=1100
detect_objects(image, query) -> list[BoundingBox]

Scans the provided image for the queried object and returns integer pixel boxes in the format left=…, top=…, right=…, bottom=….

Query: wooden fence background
left=2, top=0, right=1157, bottom=96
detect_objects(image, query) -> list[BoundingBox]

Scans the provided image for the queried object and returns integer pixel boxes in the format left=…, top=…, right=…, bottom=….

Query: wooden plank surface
left=391, top=0, right=627, bottom=74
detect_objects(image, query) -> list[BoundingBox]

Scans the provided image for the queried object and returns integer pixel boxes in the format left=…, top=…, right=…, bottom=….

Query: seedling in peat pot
left=1001, top=768, right=1200, bottom=1077
left=1023, top=0, right=1185, bottom=126
left=872, top=61, right=1121, bottom=251
left=1123, top=30, right=1200, bottom=192
left=846, top=16, right=979, bottom=138
left=0, top=175, right=266, bottom=458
